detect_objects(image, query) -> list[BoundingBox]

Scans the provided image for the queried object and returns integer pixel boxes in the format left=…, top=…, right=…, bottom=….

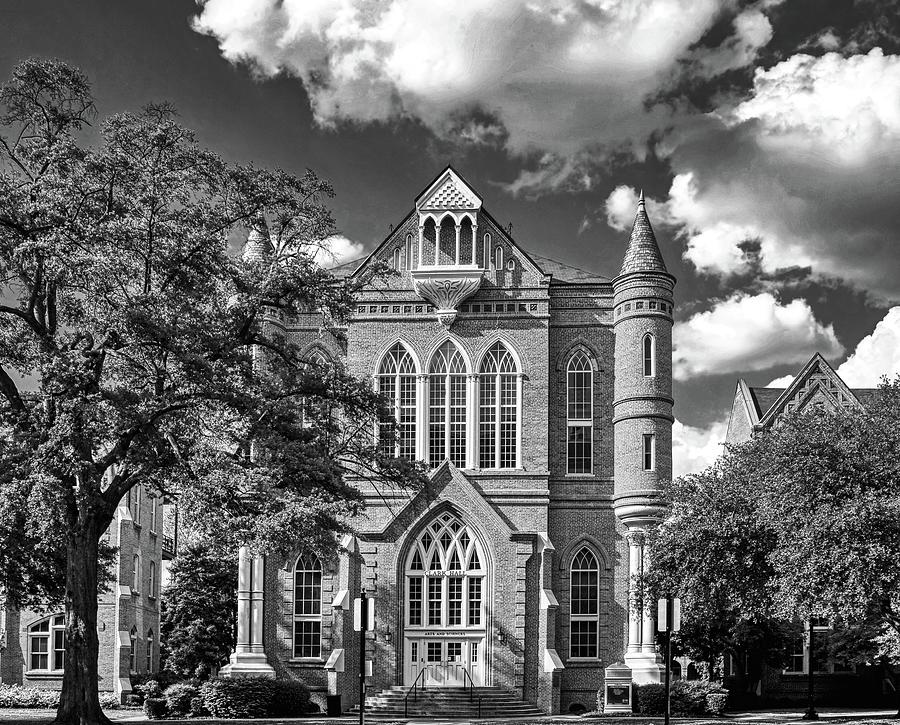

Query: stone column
left=418, top=224, right=424, bottom=267
left=471, top=224, right=478, bottom=265
left=250, top=554, right=265, bottom=654
left=454, top=223, right=461, bottom=265
left=626, top=531, right=643, bottom=654
left=235, top=546, right=252, bottom=654
left=640, top=545, right=657, bottom=656
left=221, top=546, right=275, bottom=677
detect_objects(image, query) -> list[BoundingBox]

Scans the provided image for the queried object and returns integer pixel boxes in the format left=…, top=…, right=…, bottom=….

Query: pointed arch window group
left=376, top=339, right=521, bottom=469
left=566, top=350, right=593, bottom=474
left=569, top=547, right=600, bottom=659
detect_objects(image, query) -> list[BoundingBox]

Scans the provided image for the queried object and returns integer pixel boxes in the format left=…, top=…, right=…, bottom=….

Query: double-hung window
left=566, top=351, right=593, bottom=473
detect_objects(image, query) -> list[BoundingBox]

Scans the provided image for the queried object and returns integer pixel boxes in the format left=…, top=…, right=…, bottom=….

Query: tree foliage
left=160, top=540, right=237, bottom=680
left=0, top=58, right=422, bottom=725
left=647, top=380, right=900, bottom=691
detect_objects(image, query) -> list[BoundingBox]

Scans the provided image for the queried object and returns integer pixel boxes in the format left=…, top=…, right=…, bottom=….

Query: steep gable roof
left=757, top=353, right=863, bottom=427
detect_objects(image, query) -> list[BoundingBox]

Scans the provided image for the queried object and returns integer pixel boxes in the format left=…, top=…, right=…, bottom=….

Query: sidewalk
left=1, top=708, right=896, bottom=725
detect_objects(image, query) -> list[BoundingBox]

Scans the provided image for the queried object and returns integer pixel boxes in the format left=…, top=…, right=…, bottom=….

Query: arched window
left=494, top=245, right=503, bottom=271
left=28, top=615, right=65, bottom=672
left=405, top=512, right=485, bottom=629
left=428, top=341, right=468, bottom=467
left=146, top=629, right=154, bottom=673
left=479, top=341, right=518, bottom=469
left=132, top=553, right=141, bottom=593
left=393, top=247, right=401, bottom=270
left=149, top=561, right=157, bottom=598
left=483, top=233, right=492, bottom=269
left=643, top=333, right=655, bottom=377
left=376, top=343, right=417, bottom=459
left=293, top=554, right=323, bottom=659
left=129, top=627, right=138, bottom=672
left=570, top=548, right=599, bottom=659
left=567, top=351, right=593, bottom=474
left=405, top=233, right=413, bottom=270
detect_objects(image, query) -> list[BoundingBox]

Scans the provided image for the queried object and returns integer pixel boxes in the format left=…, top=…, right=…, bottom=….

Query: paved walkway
left=1, top=708, right=896, bottom=725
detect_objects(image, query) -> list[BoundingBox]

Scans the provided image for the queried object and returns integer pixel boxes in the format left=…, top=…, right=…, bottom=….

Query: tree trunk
left=52, top=519, right=112, bottom=725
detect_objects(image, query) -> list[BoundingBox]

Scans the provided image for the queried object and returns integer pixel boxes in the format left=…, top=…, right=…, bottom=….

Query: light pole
left=801, top=619, right=818, bottom=720
left=657, top=597, right=681, bottom=725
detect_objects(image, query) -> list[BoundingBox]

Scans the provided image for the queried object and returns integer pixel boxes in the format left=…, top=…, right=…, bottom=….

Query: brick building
left=221, top=167, right=675, bottom=713
left=0, top=482, right=170, bottom=701
left=724, top=353, right=885, bottom=705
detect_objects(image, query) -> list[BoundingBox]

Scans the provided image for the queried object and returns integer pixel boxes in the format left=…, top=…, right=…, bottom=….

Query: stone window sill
left=25, top=671, right=63, bottom=679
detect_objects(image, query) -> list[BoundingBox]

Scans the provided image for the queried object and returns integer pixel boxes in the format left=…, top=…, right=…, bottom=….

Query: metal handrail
left=404, top=667, right=427, bottom=717
left=462, top=666, right=475, bottom=702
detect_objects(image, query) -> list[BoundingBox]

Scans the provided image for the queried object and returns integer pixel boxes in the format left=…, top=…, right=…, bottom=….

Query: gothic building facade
left=222, top=167, right=675, bottom=713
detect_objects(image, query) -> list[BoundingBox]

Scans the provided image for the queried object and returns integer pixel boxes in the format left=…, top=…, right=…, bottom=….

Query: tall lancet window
left=479, top=341, right=518, bottom=468
left=428, top=341, right=468, bottom=467
left=376, top=343, right=417, bottom=459
left=567, top=351, right=593, bottom=474
left=293, top=554, right=322, bottom=659
left=643, top=333, right=655, bottom=377
left=570, top=547, right=600, bottom=659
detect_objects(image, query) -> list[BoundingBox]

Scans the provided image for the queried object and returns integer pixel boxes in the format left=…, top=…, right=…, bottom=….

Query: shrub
left=706, top=692, right=729, bottom=715
left=634, top=680, right=728, bottom=716
left=268, top=679, right=311, bottom=717
left=144, top=697, right=168, bottom=720
left=99, top=692, right=121, bottom=710
left=199, top=677, right=311, bottom=718
left=634, top=683, right=666, bottom=715
left=137, top=680, right=164, bottom=700
left=189, top=695, right=207, bottom=717
left=163, top=682, right=200, bottom=717
left=0, top=684, right=59, bottom=708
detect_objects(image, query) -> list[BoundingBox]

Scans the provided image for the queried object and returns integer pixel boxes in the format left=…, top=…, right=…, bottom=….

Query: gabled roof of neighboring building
left=529, top=254, right=609, bottom=284
left=619, top=193, right=667, bottom=276
left=726, top=352, right=882, bottom=445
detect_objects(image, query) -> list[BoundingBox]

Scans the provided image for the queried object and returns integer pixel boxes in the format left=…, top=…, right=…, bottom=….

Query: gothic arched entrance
left=402, top=511, right=488, bottom=686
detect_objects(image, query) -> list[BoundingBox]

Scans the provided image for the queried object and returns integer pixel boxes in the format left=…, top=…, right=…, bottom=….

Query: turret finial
left=618, top=191, right=667, bottom=276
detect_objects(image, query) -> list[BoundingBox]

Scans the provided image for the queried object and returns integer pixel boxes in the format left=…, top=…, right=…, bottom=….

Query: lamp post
left=801, top=619, right=818, bottom=720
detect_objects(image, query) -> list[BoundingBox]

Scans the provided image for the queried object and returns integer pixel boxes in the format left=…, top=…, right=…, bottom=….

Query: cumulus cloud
left=672, top=416, right=730, bottom=477
left=313, top=234, right=365, bottom=268
left=660, top=48, right=900, bottom=298
left=604, top=186, right=674, bottom=231
left=767, top=374, right=794, bottom=386
left=836, top=307, right=900, bottom=386
left=192, top=0, right=778, bottom=194
left=688, top=8, right=774, bottom=78
left=673, top=292, right=844, bottom=379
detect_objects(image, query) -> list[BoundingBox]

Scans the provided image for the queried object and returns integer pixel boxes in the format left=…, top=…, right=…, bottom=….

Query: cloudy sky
left=3, top=0, right=899, bottom=475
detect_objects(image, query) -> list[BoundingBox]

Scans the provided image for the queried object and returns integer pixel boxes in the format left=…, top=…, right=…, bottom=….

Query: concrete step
left=349, top=685, right=543, bottom=717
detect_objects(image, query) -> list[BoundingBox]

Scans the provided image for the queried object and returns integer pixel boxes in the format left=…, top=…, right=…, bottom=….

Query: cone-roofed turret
left=241, top=215, right=272, bottom=262
left=619, top=192, right=667, bottom=275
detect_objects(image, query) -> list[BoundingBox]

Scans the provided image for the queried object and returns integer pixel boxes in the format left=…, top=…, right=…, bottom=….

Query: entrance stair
left=352, top=685, right=544, bottom=718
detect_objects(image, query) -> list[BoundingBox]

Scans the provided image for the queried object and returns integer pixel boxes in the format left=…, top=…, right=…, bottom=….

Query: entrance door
left=402, top=511, right=490, bottom=687
left=406, top=637, right=484, bottom=686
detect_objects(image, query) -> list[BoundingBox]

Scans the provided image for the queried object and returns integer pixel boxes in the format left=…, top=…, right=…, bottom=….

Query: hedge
left=0, top=684, right=119, bottom=710
left=635, top=680, right=729, bottom=716
left=199, top=678, right=310, bottom=719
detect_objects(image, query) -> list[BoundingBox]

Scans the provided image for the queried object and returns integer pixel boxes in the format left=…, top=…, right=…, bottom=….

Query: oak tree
left=0, top=59, right=419, bottom=725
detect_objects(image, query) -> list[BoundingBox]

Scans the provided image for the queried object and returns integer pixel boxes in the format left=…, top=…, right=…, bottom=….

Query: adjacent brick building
left=724, top=352, right=885, bottom=705
left=0, top=483, right=169, bottom=701
left=221, top=167, right=675, bottom=713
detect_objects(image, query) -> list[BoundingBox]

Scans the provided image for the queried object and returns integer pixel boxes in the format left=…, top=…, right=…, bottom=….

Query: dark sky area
left=3, top=0, right=898, bottom=471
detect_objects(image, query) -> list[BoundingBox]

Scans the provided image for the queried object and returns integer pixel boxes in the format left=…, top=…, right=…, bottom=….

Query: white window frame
left=28, top=615, right=65, bottom=672
left=566, top=351, right=593, bottom=474
left=375, top=343, right=418, bottom=460
left=148, top=560, right=157, bottom=599
left=148, top=495, right=157, bottom=533
left=643, top=333, right=656, bottom=377
left=293, top=554, right=323, bottom=659
left=569, top=548, right=600, bottom=660
left=129, top=627, right=138, bottom=673
left=132, top=553, right=141, bottom=593
left=478, top=341, right=520, bottom=469
left=642, top=433, right=656, bottom=471
left=428, top=341, right=469, bottom=467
